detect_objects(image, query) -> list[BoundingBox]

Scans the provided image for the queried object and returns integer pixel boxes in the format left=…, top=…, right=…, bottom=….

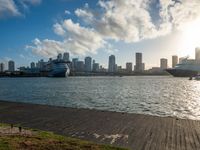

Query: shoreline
left=1, top=100, right=200, bottom=149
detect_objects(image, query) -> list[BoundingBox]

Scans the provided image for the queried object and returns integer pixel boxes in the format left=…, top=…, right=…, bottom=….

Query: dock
left=0, top=100, right=200, bottom=150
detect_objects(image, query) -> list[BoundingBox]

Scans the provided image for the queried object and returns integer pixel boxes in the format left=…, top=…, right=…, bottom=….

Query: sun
left=178, top=18, right=200, bottom=57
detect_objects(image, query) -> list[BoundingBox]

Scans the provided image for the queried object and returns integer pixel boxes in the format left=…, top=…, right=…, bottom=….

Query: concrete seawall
left=0, top=100, right=200, bottom=150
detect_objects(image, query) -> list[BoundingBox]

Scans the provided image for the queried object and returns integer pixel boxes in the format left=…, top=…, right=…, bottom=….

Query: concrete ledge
left=0, top=100, right=200, bottom=150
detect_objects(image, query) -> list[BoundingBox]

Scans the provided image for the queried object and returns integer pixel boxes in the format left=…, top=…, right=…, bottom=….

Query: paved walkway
left=1, top=100, right=200, bottom=150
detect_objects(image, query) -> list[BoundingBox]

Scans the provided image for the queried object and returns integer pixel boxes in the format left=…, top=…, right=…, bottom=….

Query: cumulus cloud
left=28, top=19, right=107, bottom=57
left=0, top=0, right=41, bottom=18
left=26, top=38, right=66, bottom=58
left=0, top=0, right=21, bottom=18
left=64, top=10, right=70, bottom=15
left=160, top=0, right=200, bottom=29
left=53, top=23, right=66, bottom=36
left=28, top=0, right=200, bottom=58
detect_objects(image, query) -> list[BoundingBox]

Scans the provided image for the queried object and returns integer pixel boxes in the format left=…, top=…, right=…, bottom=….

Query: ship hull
left=48, top=70, right=67, bottom=77
left=166, top=69, right=198, bottom=77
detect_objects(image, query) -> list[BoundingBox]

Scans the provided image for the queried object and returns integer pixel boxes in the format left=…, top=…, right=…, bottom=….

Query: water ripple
left=1, top=76, right=200, bottom=120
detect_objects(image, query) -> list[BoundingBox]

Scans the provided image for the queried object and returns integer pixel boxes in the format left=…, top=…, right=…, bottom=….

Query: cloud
left=28, top=19, right=107, bottom=57
left=21, top=0, right=42, bottom=5
left=64, top=10, right=70, bottom=15
left=0, top=0, right=42, bottom=18
left=160, top=0, right=200, bottom=29
left=28, top=0, right=200, bottom=58
left=53, top=23, right=66, bottom=36
left=26, top=38, right=66, bottom=58
left=0, top=0, right=21, bottom=18
left=19, top=54, right=25, bottom=59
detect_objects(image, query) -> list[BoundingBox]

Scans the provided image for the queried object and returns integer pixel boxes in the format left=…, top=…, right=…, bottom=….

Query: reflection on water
left=0, top=76, right=200, bottom=120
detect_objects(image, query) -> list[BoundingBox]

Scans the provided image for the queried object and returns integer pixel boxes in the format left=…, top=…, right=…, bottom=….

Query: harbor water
left=0, top=76, right=200, bottom=120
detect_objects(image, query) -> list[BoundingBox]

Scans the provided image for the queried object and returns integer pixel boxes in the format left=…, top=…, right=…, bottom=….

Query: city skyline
left=1, top=0, right=200, bottom=69
left=0, top=51, right=179, bottom=72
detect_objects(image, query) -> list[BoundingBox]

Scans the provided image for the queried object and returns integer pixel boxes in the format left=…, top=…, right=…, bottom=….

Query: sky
left=1, top=0, right=200, bottom=69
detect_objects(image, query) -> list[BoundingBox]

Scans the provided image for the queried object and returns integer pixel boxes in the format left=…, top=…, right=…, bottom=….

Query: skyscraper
left=195, top=47, right=200, bottom=61
left=126, top=62, right=132, bottom=72
left=57, top=53, right=62, bottom=60
left=160, top=58, right=168, bottom=70
left=30, top=62, right=35, bottom=69
left=93, top=63, right=100, bottom=72
left=0, top=63, right=4, bottom=72
left=108, top=55, right=116, bottom=72
left=84, top=56, right=92, bottom=72
left=8, top=60, right=15, bottom=72
left=63, top=52, right=70, bottom=61
left=77, top=61, right=84, bottom=72
left=134, top=53, right=144, bottom=72
left=72, top=58, right=78, bottom=71
left=172, top=55, right=178, bottom=68
left=38, top=59, right=45, bottom=70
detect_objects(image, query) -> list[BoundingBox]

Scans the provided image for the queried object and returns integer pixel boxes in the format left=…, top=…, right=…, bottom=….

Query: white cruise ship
left=166, top=58, right=200, bottom=77
left=48, top=60, right=70, bottom=77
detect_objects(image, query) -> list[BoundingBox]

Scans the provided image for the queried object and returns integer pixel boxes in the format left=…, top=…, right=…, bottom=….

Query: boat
left=166, top=58, right=200, bottom=77
left=48, top=60, right=70, bottom=77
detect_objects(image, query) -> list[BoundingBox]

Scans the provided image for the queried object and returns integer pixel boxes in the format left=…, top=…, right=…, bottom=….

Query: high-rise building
left=30, top=62, right=35, bottom=69
left=126, top=62, right=132, bottom=72
left=93, top=63, right=100, bottom=72
left=8, top=60, right=15, bottom=72
left=142, top=63, right=145, bottom=71
left=77, top=61, right=84, bottom=72
left=36, top=62, right=39, bottom=68
left=63, top=52, right=70, bottom=61
left=57, top=53, right=62, bottom=60
left=134, top=53, right=144, bottom=72
left=0, top=63, right=4, bottom=72
left=84, top=56, right=92, bottom=72
left=179, top=57, right=185, bottom=64
left=172, top=55, right=178, bottom=68
left=108, top=55, right=116, bottom=72
left=72, top=58, right=78, bottom=71
left=38, top=59, right=45, bottom=70
left=195, top=47, right=200, bottom=61
left=160, top=58, right=168, bottom=70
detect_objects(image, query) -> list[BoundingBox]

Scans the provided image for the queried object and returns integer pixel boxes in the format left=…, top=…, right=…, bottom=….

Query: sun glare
left=178, top=18, right=200, bottom=57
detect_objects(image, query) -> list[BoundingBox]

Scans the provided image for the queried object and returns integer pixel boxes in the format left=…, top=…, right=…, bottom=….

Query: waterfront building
left=72, top=58, right=78, bottom=71
left=149, top=67, right=162, bottom=73
left=84, top=56, right=92, bottom=72
left=172, top=55, right=178, bottom=68
left=99, top=66, right=107, bottom=72
left=126, top=62, right=132, bottom=72
left=160, top=58, right=168, bottom=70
left=36, top=62, right=39, bottom=68
left=195, top=47, right=200, bottom=61
left=134, top=52, right=144, bottom=72
left=117, top=66, right=122, bottom=71
left=108, top=55, right=116, bottom=72
left=77, top=61, right=84, bottom=72
left=93, top=62, right=100, bottom=72
left=179, top=57, right=185, bottom=64
left=117, top=66, right=126, bottom=73
left=142, top=63, right=145, bottom=71
left=8, top=60, right=15, bottom=72
left=63, top=52, right=70, bottom=61
left=0, top=63, right=4, bottom=72
left=38, top=59, right=45, bottom=70
left=57, top=53, right=62, bottom=60
left=30, top=62, right=35, bottom=69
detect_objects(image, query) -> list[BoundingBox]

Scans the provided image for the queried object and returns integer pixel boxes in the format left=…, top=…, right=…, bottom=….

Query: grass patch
left=0, top=123, right=128, bottom=150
